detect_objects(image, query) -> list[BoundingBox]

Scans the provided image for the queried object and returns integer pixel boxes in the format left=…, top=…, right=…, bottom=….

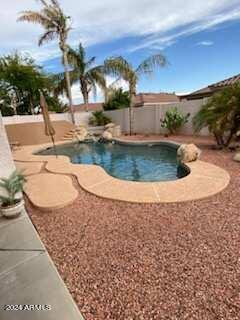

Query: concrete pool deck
left=13, top=140, right=230, bottom=209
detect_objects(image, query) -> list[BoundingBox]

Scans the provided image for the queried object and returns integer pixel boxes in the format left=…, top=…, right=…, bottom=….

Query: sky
left=1, top=0, right=240, bottom=103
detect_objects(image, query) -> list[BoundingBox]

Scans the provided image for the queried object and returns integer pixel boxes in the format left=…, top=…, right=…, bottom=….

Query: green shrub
left=161, top=108, right=190, bottom=134
left=0, top=105, right=15, bottom=116
left=103, top=88, right=130, bottom=111
left=193, top=84, right=240, bottom=147
left=46, top=96, right=68, bottom=113
left=89, top=111, right=111, bottom=126
left=0, top=170, right=26, bottom=207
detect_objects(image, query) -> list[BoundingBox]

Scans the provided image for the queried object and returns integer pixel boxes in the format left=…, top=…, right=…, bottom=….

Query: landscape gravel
left=26, top=135, right=240, bottom=320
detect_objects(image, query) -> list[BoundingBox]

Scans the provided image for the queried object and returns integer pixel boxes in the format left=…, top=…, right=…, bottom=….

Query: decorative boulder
left=233, top=152, right=240, bottom=162
left=73, top=126, right=88, bottom=142
left=105, top=123, right=115, bottom=129
left=102, top=131, right=113, bottom=140
left=112, top=125, right=121, bottom=137
left=104, top=123, right=121, bottom=137
left=79, top=127, right=88, bottom=136
left=177, top=144, right=201, bottom=163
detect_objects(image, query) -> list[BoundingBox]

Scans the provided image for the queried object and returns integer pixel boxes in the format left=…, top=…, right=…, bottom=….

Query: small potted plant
left=0, top=170, right=26, bottom=219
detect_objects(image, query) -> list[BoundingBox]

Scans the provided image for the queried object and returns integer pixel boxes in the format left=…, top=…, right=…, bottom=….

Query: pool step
left=62, top=127, right=88, bottom=141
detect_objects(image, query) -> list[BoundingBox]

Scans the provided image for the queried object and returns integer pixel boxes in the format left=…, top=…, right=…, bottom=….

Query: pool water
left=38, top=142, right=189, bottom=182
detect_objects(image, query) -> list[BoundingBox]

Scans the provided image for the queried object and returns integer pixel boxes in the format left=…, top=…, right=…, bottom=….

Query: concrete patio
left=0, top=209, right=84, bottom=320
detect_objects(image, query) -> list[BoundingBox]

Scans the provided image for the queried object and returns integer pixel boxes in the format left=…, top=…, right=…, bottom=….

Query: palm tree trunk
left=29, top=96, right=35, bottom=115
left=62, top=49, right=75, bottom=124
left=129, top=97, right=134, bottom=135
left=11, top=95, right=17, bottom=115
left=81, top=80, right=89, bottom=112
left=83, top=91, right=89, bottom=112
left=129, top=83, right=136, bottom=136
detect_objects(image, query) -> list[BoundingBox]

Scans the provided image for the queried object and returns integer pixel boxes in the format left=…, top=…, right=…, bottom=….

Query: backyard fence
left=105, top=99, right=209, bottom=136
left=2, top=112, right=91, bottom=126
left=2, top=98, right=209, bottom=139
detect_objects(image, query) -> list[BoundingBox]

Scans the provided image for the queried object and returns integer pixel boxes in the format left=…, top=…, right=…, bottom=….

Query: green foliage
left=0, top=53, right=51, bottom=115
left=103, top=88, right=130, bottom=111
left=18, top=0, right=75, bottom=122
left=0, top=87, right=14, bottom=116
left=0, top=52, right=66, bottom=115
left=45, top=96, right=68, bottom=113
left=55, top=43, right=106, bottom=106
left=193, top=84, right=240, bottom=146
left=104, top=54, right=167, bottom=135
left=161, top=108, right=190, bottom=134
left=0, top=105, right=15, bottom=116
left=0, top=170, right=26, bottom=207
left=89, top=111, right=111, bottom=126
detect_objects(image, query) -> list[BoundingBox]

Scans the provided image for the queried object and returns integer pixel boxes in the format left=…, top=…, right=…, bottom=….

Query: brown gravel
left=26, top=135, right=240, bottom=320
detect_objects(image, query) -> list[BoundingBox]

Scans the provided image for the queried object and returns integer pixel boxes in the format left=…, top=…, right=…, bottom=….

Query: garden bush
left=193, top=84, right=240, bottom=147
left=161, top=108, right=190, bottom=134
left=103, top=88, right=130, bottom=111
left=89, top=111, right=111, bottom=126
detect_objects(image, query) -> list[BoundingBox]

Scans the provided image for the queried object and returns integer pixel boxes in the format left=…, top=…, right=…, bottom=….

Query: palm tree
left=56, top=43, right=106, bottom=112
left=193, top=84, right=240, bottom=147
left=104, top=54, right=167, bottom=135
left=18, top=0, right=75, bottom=123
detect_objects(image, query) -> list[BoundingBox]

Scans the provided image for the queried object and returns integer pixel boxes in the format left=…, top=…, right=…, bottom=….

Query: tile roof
left=210, top=74, right=240, bottom=88
left=183, top=74, right=240, bottom=99
left=74, top=93, right=179, bottom=112
left=74, top=103, right=103, bottom=112
left=133, top=92, right=179, bottom=106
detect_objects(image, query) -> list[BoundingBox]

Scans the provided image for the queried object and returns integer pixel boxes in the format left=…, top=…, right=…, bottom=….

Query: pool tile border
left=13, top=140, right=230, bottom=207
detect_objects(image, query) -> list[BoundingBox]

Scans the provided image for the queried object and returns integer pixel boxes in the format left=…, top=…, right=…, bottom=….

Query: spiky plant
left=18, top=0, right=75, bottom=123
left=104, top=54, right=167, bottom=134
left=0, top=170, right=26, bottom=207
left=161, top=108, right=190, bottom=134
left=89, top=111, right=111, bottom=126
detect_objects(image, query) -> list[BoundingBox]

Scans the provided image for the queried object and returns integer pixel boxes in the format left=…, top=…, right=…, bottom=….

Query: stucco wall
left=2, top=112, right=91, bottom=126
left=105, top=99, right=209, bottom=136
left=0, top=113, right=15, bottom=196
left=2, top=112, right=92, bottom=145
left=5, top=121, right=75, bottom=145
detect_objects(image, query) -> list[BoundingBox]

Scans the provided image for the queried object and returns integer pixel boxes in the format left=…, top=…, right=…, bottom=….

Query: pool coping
left=13, top=140, right=230, bottom=207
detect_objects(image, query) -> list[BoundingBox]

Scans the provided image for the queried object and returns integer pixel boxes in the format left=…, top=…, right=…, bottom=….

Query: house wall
left=0, top=113, right=15, bottom=196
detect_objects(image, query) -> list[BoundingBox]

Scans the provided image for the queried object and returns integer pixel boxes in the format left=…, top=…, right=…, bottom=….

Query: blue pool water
left=37, top=142, right=189, bottom=182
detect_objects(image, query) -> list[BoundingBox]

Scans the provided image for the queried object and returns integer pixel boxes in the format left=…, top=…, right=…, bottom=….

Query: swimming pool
left=37, top=141, right=189, bottom=182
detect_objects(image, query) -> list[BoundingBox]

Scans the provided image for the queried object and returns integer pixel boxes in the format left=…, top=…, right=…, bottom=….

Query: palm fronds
left=136, top=54, right=167, bottom=76
left=0, top=170, right=26, bottom=206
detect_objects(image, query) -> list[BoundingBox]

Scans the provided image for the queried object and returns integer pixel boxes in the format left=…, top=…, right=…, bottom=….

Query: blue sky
left=43, top=18, right=240, bottom=98
left=1, top=0, right=240, bottom=103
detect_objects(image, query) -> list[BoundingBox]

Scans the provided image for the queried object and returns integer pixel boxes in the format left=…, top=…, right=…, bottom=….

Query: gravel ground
left=26, top=135, right=240, bottom=320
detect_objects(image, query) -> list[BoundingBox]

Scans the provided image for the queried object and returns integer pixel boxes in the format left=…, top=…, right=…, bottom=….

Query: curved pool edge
left=13, top=140, right=231, bottom=206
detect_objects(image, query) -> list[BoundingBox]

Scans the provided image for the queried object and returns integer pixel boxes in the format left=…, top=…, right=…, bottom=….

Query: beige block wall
left=5, top=121, right=75, bottom=145
left=0, top=114, right=15, bottom=196
left=105, top=99, right=210, bottom=136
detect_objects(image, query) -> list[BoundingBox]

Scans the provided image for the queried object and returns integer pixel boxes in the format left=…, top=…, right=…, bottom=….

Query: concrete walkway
left=13, top=141, right=230, bottom=207
left=0, top=210, right=84, bottom=320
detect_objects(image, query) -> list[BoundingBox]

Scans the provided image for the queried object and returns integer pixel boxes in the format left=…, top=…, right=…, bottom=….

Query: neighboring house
left=74, top=103, right=103, bottom=112
left=73, top=92, right=179, bottom=112
left=133, top=92, right=180, bottom=106
left=180, top=74, right=240, bottom=101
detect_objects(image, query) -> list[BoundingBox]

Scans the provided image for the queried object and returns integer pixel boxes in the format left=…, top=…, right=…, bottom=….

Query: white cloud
left=0, top=0, right=240, bottom=62
left=197, top=41, right=214, bottom=46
